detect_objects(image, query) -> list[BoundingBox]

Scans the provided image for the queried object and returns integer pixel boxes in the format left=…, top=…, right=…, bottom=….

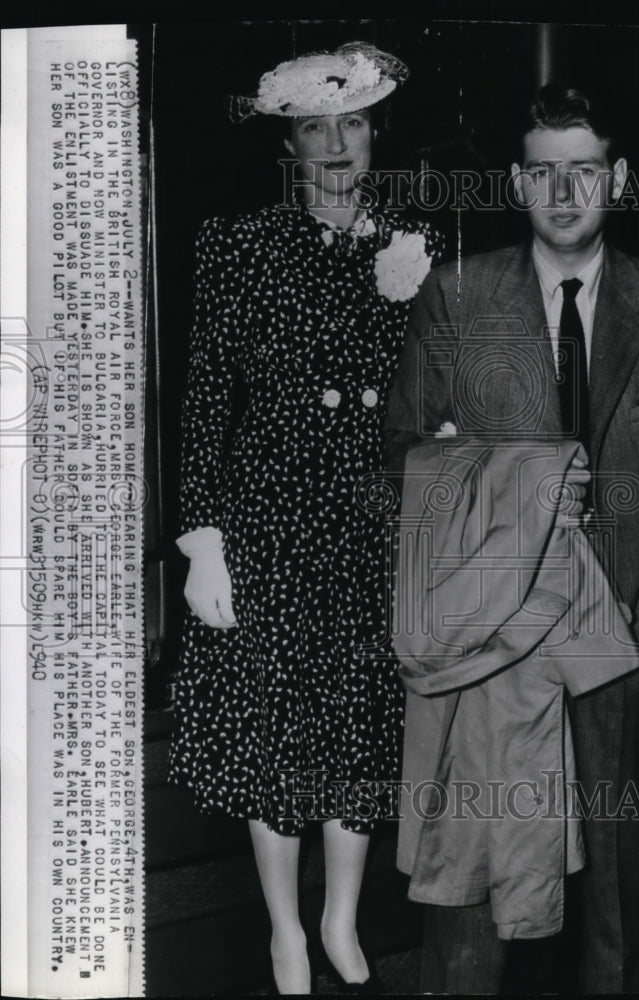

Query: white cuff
left=176, top=526, right=223, bottom=556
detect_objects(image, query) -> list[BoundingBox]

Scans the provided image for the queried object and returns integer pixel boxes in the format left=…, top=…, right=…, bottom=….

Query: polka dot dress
left=166, top=203, right=445, bottom=834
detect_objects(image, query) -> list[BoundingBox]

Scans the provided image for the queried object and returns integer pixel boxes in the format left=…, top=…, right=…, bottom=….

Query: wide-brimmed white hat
left=230, top=41, right=408, bottom=122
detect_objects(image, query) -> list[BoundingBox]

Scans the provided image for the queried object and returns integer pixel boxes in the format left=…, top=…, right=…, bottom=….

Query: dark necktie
left=558, top=278, right=590, bottom=448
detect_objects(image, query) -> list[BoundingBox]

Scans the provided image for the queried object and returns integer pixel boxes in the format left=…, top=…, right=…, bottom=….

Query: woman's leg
left=248, top=819, right=311, bottom=994
left=321, top=819, right=371, bottom=983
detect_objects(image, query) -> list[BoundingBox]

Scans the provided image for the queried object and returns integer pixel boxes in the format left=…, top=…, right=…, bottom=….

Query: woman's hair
left=519, top=84, right=620, bottom=163
left=274, top=104, right=381, bottom=142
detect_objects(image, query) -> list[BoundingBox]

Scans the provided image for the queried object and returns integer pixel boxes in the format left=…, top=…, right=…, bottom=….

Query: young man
left=387, top=85, right=639, bottom=994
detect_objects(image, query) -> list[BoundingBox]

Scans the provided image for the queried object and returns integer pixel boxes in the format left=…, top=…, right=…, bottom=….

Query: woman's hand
left=177, top=526, right=237, bottom=629
left=184, top=550, right=237, bottom=629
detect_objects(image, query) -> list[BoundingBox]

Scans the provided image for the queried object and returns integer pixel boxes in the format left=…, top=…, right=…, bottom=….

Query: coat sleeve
left=385, top=265, right=458, bottom=472
left=179, top=218, right=245, bottom=535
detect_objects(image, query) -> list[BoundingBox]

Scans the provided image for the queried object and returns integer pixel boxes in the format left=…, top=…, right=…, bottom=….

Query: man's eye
left=302, top=122, right=321, bottom=133
left=345, top=118, right=363, bottom=127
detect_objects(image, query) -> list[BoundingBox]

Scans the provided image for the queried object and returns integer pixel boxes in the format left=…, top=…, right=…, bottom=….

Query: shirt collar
left=532, top=239, right=604, bottom=307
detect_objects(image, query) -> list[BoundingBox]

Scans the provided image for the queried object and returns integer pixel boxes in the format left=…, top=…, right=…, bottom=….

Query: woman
left=167, top=41, right=445, bottom=995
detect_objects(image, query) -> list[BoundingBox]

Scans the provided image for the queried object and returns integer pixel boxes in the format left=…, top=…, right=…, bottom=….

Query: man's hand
left=556, top=448, right=591, bottom=523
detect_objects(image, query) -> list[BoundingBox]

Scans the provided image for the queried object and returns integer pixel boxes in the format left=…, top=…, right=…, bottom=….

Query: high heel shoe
left=316, top=939, right=385, bottom=994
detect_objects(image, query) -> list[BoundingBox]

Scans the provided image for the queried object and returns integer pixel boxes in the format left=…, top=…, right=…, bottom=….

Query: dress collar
left=306, top=207, right=377, bottom=247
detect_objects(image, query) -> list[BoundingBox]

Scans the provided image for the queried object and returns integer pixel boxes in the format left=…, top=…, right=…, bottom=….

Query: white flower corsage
left=374, top=231, right=432, bottom=302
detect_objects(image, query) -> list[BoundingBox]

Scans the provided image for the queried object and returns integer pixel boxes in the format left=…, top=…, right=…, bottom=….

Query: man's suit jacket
left=387, top=241, right=639, bottom=628
left=387, top=241, right=639, bottom=993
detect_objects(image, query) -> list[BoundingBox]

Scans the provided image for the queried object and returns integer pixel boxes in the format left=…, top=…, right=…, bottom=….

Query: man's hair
left=519, top=84, right=620, bottom=163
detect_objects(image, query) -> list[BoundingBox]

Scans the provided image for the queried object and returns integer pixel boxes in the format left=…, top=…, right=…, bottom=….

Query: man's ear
left=284, top=138, right=294, bottom=156
left=612, top=157, right=628, bottom=201
left=510, top=162, right=526, bottom=204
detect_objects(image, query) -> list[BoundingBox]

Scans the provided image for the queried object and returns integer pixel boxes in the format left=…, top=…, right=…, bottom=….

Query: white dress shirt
left=532, top=239, right=604, bottom=376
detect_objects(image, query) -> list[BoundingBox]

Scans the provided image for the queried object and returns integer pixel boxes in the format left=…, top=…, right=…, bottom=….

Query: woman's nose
left=325, top=123, right=346, bottom=155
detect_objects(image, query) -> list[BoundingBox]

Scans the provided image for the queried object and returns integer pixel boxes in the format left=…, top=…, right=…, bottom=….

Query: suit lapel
left=489, top=244, right=563, bottom=433
left=589, top=246, right=639, bottom=464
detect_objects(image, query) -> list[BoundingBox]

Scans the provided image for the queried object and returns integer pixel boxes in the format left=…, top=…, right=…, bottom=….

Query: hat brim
left=255, top=78, right=397, bottom=117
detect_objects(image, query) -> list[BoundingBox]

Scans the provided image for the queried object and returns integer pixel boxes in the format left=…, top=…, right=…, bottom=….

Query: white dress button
left=361, top=388, right=378, bottom=408
left=322, top=389, right=341, bottom=408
